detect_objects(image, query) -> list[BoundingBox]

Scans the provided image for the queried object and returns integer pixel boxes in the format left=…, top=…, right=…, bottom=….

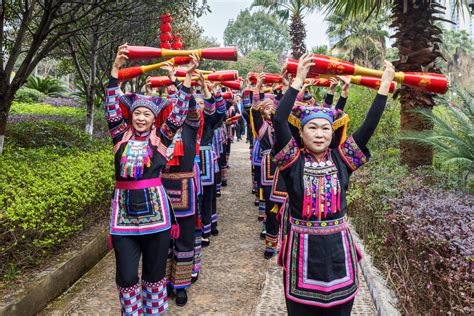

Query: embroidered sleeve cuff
left=338, top=135, right=369, bottom=172
left=271, top=137, right=300, bottom=171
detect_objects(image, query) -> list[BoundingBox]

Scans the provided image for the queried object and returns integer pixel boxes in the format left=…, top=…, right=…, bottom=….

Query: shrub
left=25, top=75, right=67, bottom=97
left=344, top=86, right=400, bottom=151
left=386, top=186, right=474, bottom=314
left=10, top=102, right=85, bottom=117
left=401, top=89, right=473, bottom=190
left=348, top=149, right=410, bottom=257
left=0, top=146, right=114, bottom=276
left=5, top=120, right=100, bottom=149
left=348, top=150, right=474, bottom=314
left=14, top=87, right=46, bottom=103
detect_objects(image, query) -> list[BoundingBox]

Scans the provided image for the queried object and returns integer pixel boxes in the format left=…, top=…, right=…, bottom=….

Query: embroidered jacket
left=104, top=77, right=191, bottom=235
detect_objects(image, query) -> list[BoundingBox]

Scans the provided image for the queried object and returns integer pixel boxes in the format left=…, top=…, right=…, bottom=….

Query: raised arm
left=105, top=44, right=129, bottom=143
left=334, top=76, right=351, bottom=111
left=352, top=61, right=395, bottom=149
left=158, top=53, right=199, bottom=145
left=323, top=77, right=338, bottom=107
left=273, top=53, right=315, bottom=153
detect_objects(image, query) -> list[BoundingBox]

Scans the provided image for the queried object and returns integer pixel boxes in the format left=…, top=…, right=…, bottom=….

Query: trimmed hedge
left=0, top=146, right=114, bottom=276
left=10, top=102, right=85, bottom=117
left=5, top=120, right=101, bottom=149
left=0, top=119, right=114, bottom=278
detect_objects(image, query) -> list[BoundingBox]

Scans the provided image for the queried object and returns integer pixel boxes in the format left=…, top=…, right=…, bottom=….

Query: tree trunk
left=0, top=88, right=13, bottom=155
left=392, top=1, right=442, bottom=167
left=85, top=33, right=99, bottom=136
left=289, top=14, right=306, bottom=59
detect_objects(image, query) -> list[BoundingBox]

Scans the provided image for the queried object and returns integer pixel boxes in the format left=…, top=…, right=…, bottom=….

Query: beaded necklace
left=120, top=130, right=153, bottom=179
left=302, top=149, right=341, bottom=221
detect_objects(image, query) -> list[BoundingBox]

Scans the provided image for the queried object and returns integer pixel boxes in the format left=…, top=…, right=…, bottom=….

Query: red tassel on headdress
left=196, top=110, right=204, bottom=155
left=154, top=102, right=173, bottom=128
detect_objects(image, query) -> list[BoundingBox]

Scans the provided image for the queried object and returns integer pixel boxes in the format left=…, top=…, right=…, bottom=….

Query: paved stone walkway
left=41, top=141, right=375, bottom=315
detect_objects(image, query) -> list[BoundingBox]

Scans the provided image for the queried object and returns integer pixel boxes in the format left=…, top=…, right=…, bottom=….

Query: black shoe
left=201, top=238, right=210, bottom=247
left=260, top=230, right=266, bottom=240
left=176, top=289, right=188, bottom=306
left=257, top=215, right=265, bottom=222
left=264, top=250, right=274, bottom=260
left=216, top=191, right=222, bottom=197
left=254, top=199, right=259, bottom=206
left=211, top=229, right=219, bottom=236
left=191, top=275, right=199, bottom=283
left=222, top=181, right=227, bottom=187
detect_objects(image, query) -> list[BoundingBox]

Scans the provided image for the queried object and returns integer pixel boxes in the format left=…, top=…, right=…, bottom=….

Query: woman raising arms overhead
left=272, top=52, right=395, bottom=315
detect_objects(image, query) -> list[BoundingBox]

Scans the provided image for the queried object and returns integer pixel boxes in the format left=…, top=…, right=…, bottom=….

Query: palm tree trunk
left=391, top=0, right=442, bottom=168
left=289, top=13, right=307, bottom=59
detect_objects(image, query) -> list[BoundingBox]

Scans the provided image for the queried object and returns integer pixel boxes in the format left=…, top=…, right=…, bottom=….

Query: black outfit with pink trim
left=272, top=87, right=387, bottom=314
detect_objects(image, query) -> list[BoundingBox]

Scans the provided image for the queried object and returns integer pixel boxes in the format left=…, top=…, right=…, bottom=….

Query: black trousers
left=112, top=231, right=170, bottom=288
left=283, top=271, right=354, bottom=316
left=201, top=184, right=215, bottom=238
left=263, top=185, right=278, bottom=236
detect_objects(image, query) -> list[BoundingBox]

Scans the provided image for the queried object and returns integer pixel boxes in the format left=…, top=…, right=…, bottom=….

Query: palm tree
left=326, top=13, right=389, bottom=68
left=325, top=0, right=469, bottom=168
left=251, top=0, right=323, bottom=58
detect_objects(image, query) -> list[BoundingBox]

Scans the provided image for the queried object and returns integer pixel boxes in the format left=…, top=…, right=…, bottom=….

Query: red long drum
left=286, top=56, right=448, bottom=94
left=149, top=76, right=199, bottom=87
left=248, top=72, right=282, bottom=84
left=127, top=46, right=238, bottom=61
left=118, top=56, right=191, bottom=81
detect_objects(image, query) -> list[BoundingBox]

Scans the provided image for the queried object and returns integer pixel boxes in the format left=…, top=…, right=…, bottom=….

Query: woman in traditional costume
left=272, top=53, right=395, bottom=315
left=105, top=44, right=198, bottom=315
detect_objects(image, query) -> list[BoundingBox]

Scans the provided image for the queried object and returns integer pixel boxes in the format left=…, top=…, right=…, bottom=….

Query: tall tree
left=62, top=1, right=209, bottom=136
left=224, top=9, right=289, bottom=56
left=0, top=0, right=112, bottom=154
left=326, top=13, right=389, bottom=68
left=325, top=0, right=469, bottom=168
left=251, top=0, right=323, bottom=58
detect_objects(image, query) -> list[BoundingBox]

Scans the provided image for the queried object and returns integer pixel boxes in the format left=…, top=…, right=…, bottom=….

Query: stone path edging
left=0, top=227, right=110, bottom=316
left=350, top=224, right=400, bottom=316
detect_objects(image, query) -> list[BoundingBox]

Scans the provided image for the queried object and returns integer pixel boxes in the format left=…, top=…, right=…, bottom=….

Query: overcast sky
left=197, top=0, right=329, bottom=49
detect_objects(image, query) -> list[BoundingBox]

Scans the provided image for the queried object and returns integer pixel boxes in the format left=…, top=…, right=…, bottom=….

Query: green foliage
left=438, top=28, right=474, bottom=90
left=71, top=84, right=103, bottom=108
left=345, top=86, right=400, bottom=151
left=311, top=45, right=329, bottom=55
left=14, top=87, right=46, bottom=103
left=326, top=13, right=389, bottom=68
left=348, top=149, right=410, bottom=257
left=251, top=0, right=323, bottom=21
left=0, top=146, right=114, bottom=275
left=229, top=50, right=282, bottom=78
left=224, top=9, right=290, bottom=56
left=10, top=102, right=85, bottom=117
left=401, top=89, right=474, bottom=179
left=5, top=120, right=104, bottom=149
left=25, top=75, right=67, bottom=97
